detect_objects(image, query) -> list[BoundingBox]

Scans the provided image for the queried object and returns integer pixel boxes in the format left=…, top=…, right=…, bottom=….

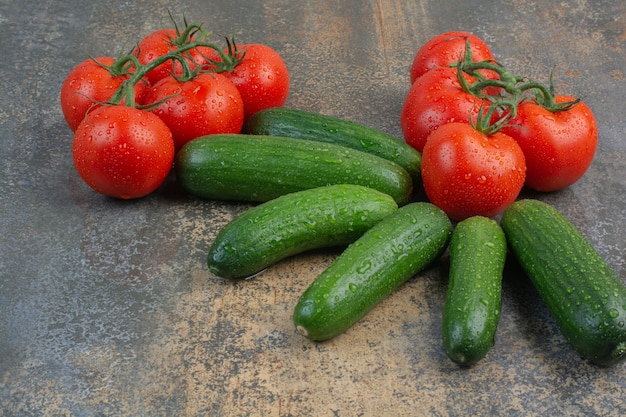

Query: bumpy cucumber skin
left=208, top=184, right=398, bottom=279
left=442, top=216, right=507, bottom=366
left=242, top=107, right=422, bottom=181
left=501, top=199, right=626, bottom=366
left=175, top=134, right=413, bottom=206
left=293, top=202, right=452, bottom=341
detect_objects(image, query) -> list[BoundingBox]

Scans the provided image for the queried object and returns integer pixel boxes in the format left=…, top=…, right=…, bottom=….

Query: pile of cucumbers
left=175, top=107, right=626, bottom=367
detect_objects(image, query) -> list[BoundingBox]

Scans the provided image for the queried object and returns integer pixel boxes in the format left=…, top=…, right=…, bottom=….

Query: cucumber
left=501, top=199, right=626, bottom=366
left=242, top=107, right=422, bottom=181
left=207, top=184, right=398, bottom=279
left=293, top=202, right=452, bottom=341
left=175, top=134, right=413, bottom=206
left=442, top=216, right=507, bottom=366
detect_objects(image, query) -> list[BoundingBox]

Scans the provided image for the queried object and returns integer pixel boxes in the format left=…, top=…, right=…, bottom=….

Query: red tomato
left=142, top=72, right=244, bottom=151
left=60, top=57, right=148, bottom=131
left=134, top=28, right=208, bottom=85
left=500, top=96, right=598, bottom=192
left=421, top=122, right=526, bottom=221
left=401, top=66, right=484, bottom=152
left=410, top=31, right=494, bottom=83
left=72, top=106, right=175, bottom=199
left=216, top=44, right=290, bottom=119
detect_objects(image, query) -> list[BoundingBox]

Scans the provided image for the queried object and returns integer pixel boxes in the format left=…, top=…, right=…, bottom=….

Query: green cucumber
left=501, top=199, right=626, bottom=366
left=442, top=216, right=507, bottom=366
left=207, top=184, right=398, bottom=279
left=293, top=202, right=452, bottom=341
left=175, top=134, right=413, bottom=206
left=242, top=107, right=422, bottom=181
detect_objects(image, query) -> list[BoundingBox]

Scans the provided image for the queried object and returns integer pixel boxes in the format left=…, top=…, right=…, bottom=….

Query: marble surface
left=1, top=0, right=625, bottom=416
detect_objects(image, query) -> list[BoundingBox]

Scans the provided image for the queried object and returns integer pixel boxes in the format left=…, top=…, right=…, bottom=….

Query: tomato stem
left=106, top=29, right=243, bottom=106
left=470, top=99, right=516, bottom=136
left=456, top=39, right=581, bottom=131
left=160, top=15, right=245, bottom=72
left=457, top=58, right=524, bottom=97
left=108, top=50, right=192, bottom=106
left=455, top=56, right=518, bottom=135
left=516, top=69, right=580, bottom=112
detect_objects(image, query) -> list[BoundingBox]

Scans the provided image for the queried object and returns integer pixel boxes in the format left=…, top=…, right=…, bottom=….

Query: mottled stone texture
left=1, top=0, right=625, bottom=416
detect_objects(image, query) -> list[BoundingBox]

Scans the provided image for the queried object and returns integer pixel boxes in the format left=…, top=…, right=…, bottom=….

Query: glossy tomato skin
left=220, top=44, right=290, bottom=120
left=142, top=72, right=244, bottom=151
left=134, top=28, right=208, bottom=85
left=72, top=106, right=175, bottom=199
left=401, top=66, right=482, bottom=152
left=421, top=122, right=526, bottom=221
left=500, top=96, right=598, bottom=192
left=410, top=31, right=494, bottom=83
left=60, top=57, right=148, bottom=131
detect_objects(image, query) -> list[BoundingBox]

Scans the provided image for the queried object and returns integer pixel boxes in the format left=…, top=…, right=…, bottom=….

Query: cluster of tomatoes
left=400, top=31, right=598, bottom=221
left=60, top=20, right=289, bottom=199
left=61, top=24, right=598, bottom=220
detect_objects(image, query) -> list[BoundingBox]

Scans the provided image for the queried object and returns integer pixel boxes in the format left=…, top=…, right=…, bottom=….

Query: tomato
left=421, top=122, right=526, bottom=221
left=214, top=43, right=290, bottom=120
left=134, top=28, right=208, bottom=85
left=60, top=57, right=148, bottom=131
left=142, top=72, right=244, bottom=151
left=410, top=31, right=494, bottom=83
left=401, top=66, right=484, bottom=152
left=72, top=106, right=175, bottom=199
left=500, top=96, right=598, bottom=192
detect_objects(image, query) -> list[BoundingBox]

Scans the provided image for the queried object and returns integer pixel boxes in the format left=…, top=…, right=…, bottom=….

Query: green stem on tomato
left=108, top=35, right=244, bottom=107
left=471, top=98, right=517, bottom=136
left=457, top=57, right=526, bottom=99
left=200, top=35, right=246, bottom=72
left=460, top=53, right=581, bottom=113
left=89, top=53, right=136, bottom=77
left=455, top=40, right=581, bottom=134
left=454, top=59, right=516, bottom=136
left=516, top=72, right=581, bottom=112
left=161, top=15, right=241, bottom=70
